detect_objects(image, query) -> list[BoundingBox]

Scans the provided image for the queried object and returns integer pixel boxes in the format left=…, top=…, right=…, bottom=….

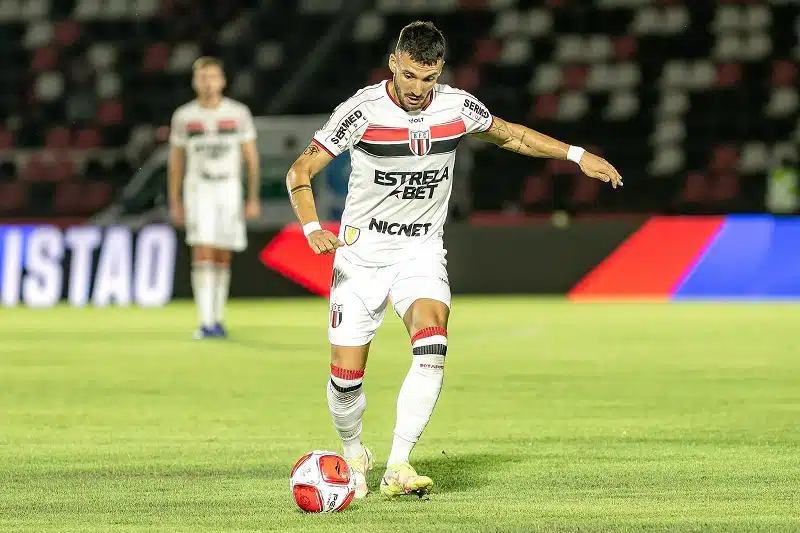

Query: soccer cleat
left=345, top=445, right=373, bottom=499
left=212, top=322, right=228, bottom=338
left=380, top=462, right=433, bottom=497
left=193, top=326, right=217, bottom=339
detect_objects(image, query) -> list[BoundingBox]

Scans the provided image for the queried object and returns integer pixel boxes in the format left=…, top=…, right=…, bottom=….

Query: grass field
left=1, top=298, right=799, bottom=532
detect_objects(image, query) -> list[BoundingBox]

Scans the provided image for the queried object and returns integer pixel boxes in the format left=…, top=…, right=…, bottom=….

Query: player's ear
left=388, top=53, right=397, bottom=74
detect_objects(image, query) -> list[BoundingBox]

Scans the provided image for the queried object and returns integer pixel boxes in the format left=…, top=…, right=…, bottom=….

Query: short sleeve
left=312, top=96, right=369, bottom=158
left=240, top=106, right=256, bottom=142
left=459, top=92, right=494, bottom=134
left=169, top=110, right=187, bottom=147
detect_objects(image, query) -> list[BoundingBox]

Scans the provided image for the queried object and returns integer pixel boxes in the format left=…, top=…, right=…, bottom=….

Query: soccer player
left=286, top=22, right=622, bottom=498
left=168, top=57, right=260, bottom=339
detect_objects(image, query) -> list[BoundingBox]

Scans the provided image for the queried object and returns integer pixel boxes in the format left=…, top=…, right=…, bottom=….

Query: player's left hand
left=245, top=199, right=260, bottom=219
left=578, top=152, right=623, bottom=189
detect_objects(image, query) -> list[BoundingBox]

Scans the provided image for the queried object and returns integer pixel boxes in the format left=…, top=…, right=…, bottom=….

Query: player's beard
left=393, top=75, right=426, bottom=112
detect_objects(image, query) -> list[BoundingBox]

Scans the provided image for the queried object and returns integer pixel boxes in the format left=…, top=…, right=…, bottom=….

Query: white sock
left=327, top=364, right=367, bottom=459
left=214, top=265, right=230, bottom=324
left=387, top=327, right=447, bottom=467
left=191, top=262, right=215, bottom=328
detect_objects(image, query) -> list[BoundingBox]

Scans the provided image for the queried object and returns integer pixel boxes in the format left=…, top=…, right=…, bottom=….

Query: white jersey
left=169, top=97, right=256, bottom=188
left=313, top=81, right=493, bottom=267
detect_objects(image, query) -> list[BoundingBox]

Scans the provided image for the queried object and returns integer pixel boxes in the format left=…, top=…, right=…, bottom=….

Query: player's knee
left=214, top=250, right=232, bottom=267
left=192, top=246, right=214, bottom=263
left=404, top=299, right=449, bottom=334
left=330, top=344, right=369, bottom=371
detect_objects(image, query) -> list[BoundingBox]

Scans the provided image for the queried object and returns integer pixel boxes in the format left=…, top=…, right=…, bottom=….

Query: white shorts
left=328, top=250, right=451, bottom=346
left=184, top=183, right=246, bottom=252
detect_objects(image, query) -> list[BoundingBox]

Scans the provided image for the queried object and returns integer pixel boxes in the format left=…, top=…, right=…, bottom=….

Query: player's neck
left=196, top=95, right=223, bottom=109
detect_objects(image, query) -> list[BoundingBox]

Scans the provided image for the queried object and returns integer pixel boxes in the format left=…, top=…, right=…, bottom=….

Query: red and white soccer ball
left=290, top=450, right=356, bottom=513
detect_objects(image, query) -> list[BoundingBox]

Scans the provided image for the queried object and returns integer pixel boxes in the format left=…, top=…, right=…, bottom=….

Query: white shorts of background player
left=328, top=250, right=451, bottom=346
left=184, top=180, right=246, bottom=252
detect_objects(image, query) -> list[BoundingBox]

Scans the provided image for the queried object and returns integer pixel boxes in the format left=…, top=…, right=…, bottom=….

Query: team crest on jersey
left=409, top=129, right=431, bottom=156
left=343, top=225, right=360, bottom=246
left=330, top=303, right=343, bottom=328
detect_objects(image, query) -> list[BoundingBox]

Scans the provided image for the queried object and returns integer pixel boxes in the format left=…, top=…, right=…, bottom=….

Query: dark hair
left=395, top=21, right=446, bottom=66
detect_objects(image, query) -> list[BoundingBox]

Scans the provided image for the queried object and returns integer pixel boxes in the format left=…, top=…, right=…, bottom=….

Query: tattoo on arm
left=290, top=184, right=312, bottom=195
left=516, top=131, right=527, bottom=154
left=303, top=143, right=320, bottom=157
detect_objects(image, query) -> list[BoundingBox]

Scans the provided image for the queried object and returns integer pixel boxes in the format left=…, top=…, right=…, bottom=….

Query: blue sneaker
left=194, top=326, right=217, bottom=340
left=213, top=322, right=228, bottom=339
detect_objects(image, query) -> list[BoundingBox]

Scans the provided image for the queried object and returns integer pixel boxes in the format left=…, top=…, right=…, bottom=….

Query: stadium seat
left=45, top=126, right=71, bottom=150
left=0, top=182, right=27, bottom=213
left=52, top=156, right=76, bottom=182
left=52, top=181, right=83, bottom=213
left=679, top=172, right=709, bottom=206
left=30, top=45, right=58, bottom=72
left=20, top=156, right=49, bottom=182
left=708, top=173, right=740, bottom=205
left=0, top=1, right=793, bottom=217
left=567, top=175, right=600, bottom=209
left=521, top=174, right=552, bottom=209
left=0, top=129, right=14, bottom=149
left=74, top=128, right=101, bottom=149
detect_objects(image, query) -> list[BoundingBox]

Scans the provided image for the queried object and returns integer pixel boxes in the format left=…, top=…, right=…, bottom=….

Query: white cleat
left=345, top=445, right=374, bottom=498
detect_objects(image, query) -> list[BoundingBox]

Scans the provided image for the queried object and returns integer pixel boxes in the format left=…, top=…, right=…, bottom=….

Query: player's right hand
left=307, top=230, right=344, bottom=255
left=170, top=202, right=184, bottom=226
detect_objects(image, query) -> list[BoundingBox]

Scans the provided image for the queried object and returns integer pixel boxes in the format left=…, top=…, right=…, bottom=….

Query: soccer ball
left=290, top=450, right=356, bottom=513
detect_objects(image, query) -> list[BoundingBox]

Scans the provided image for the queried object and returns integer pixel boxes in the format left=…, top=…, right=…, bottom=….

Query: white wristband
left=567, top=145, right=585, bottom=164
left=302, top=221, right=322, bottom=237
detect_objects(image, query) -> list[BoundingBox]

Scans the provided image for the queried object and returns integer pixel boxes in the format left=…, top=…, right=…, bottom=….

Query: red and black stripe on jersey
left=217, top=119, right=238, bottom=134
left=354, top=119, right=466, bottom=158
left=185, top=121, right=206, bottom=138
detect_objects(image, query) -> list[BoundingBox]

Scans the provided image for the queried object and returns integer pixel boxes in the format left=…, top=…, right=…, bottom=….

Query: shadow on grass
left=367, top=451, right=525, bottom=495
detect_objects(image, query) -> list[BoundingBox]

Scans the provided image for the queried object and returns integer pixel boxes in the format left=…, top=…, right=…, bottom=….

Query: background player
left=168, top=57, right=261, bottom=339
left=286, top=22, right=622, bottom=497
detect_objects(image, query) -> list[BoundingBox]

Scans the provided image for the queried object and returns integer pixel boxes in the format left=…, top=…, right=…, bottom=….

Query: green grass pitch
left=1, top=298, right=799, bottom=532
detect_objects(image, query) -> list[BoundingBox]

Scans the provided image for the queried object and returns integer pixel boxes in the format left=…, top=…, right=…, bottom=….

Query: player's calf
left=212, top=251, right=231, bottom=337
left=387, top=327, right=447, bottom=468
left=327, top=363, right=372, bottom=497
left=191, top=251, right=216, bottom=338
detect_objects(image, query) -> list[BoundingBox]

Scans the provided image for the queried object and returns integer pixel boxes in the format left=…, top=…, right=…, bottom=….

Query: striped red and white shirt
left=313, top=81, right=493, bottom=267
left=169, top=97, right=256, bottom=186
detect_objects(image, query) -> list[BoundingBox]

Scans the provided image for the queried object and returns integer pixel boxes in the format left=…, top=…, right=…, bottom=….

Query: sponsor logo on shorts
left=343, top=225, right=360, bottom=246
left=373, top=168, right=449, bottom=200
left=331, top=266, right=346, bottom=290
left=368, top=218, right=432, bottom=237
left=330, top=303, right=343, bottom=328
